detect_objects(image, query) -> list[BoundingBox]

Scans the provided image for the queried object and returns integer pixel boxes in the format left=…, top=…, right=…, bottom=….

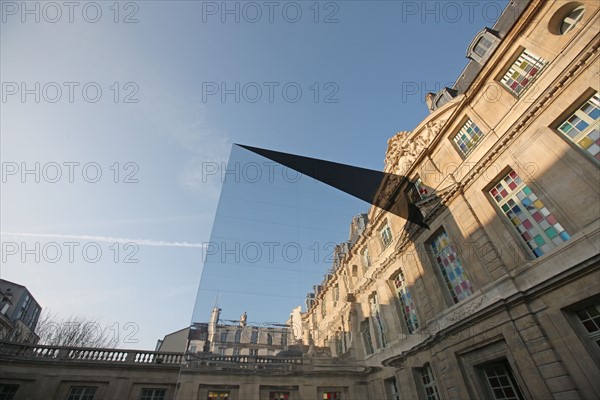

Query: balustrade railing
left=0, top=340, right=183, bottom=366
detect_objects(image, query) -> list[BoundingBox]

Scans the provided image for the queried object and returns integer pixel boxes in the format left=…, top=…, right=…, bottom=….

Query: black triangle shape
left=235, top=144, right=429, bottom=229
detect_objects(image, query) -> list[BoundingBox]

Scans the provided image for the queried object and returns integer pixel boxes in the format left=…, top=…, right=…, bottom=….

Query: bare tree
left=34, top=310, right=118, bottom=348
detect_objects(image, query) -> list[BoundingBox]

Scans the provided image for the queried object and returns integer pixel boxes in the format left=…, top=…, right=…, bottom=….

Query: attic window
left=430, top=88, right=457, bottom=111
left=467, top=28, right=499, bottom=64
left=474, top=37, right=493, bottom=57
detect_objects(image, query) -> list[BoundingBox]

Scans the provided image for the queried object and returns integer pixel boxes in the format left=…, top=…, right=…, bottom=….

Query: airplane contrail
left=0, top=232, right=206, bottom=248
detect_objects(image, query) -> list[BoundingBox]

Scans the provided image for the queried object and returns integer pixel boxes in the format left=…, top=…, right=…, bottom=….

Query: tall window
left=386, top=377, right=401, bottom=400
left=408, top=177, right=428, bottom=203
left=220, top=331, right=228, bottom=343
left=332, top=285, right=340, bottom=305
left=249, top=348, right=258, bottom=356
left=417, top=364, right=440, bottom=400
left=269, top=392, right=290, bottom=400
left=207, top=392, right=229, bottom=400
left=430, top=230, right=473, bottom=304
left=139, top=389, right=166, bottom=400
left=281, top=331, right=288, bottom=346
left=67, top=387, right=97, bottom=400
left=369, top=293, right=387, bottom=348
left=393, top=269, right=419, bottom=334
left=361, top=319, right=374, bottom=355
left=267, top=330, right=273, bottom=345
left=16, top=295, right=31, bottom=319
left=335, top=330, right=346, bottom=355
left=361, top=247, right=371, bottom=269
left=500, top=49, right=547, bottom=97
left=453, top=119, right=486, bottom=157
left=381, top=223, right=393, bottom=248
left=234, top=329, right=241, bottom=343
left=489, top=169, right=570, bottom=258
left=556, top=92, right=600, bottom=161
left=0, top=385, right=18, bottom=400
left=479, top=361, right=524, bottom=400
left=575, top=303, right=600, bottom=348
left=250, top=328, right=258, bottom=344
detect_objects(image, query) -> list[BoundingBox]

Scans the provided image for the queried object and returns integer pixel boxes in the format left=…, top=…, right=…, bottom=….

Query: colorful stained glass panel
left=489, top=169, right=570, bottom=258
left=500, top=50, right=547, bottom=97
left=430, top=230, right=473, bottom=304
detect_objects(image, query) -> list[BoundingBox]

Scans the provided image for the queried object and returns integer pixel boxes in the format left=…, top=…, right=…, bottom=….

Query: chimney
left=425, top=92, right=436, bottom=110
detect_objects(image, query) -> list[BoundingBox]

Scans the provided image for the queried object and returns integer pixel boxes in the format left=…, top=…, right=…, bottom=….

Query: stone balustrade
left=0, top=340, right=183, bottom=366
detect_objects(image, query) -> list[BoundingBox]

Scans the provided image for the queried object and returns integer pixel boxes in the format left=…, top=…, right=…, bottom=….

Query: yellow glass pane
left=578, top=136, right=593, bottom=149
left=533, top=200, right=544, bottom=209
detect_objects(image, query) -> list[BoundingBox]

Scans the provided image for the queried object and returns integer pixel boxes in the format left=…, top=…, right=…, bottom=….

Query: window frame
left=467, top=28, right=500, bottom=64
left=498, top=48, right=547, bottom=98
left=426, top=227, right=473, bottom=305
left=0, top=384, right=19, bottom=400
left=361, top=318, right=374, bottom=355
left=250, top=327, right=259, bottom=344
left=414, top=363, right=440, bottom=400
left=563, top=296, right=600, bottom=368
left=269, top=391, right=291, bottom=400
left=66, top=386, right=98, bottom=400
left=369, top=292, right=387, bottom=348
left=408, top=176, right=429, bottom=203
left=553, top=90, right=600, bottom=164
left=321, top=391, right=342, bottom=400
left=391, top=268, right=419, bottom=334
left=385, top=377, right=401, bottom=400
left=477, top=360, right=525, bottom=400
left=207, top=391, right=230, bottom=400
left=450, top=117, right=487, bottom=158
left=560, top=5, right=585, bottom=34
left=380, top=222, right=394, bottom=249
left=139, top=388, right=167, bottom=400
left=486, top=167, right=571, bottom=259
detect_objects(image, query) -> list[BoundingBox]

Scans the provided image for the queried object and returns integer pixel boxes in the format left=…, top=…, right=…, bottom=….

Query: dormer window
left=467, top=28, right=500, bottom=64
left=430, top=87, right=457, bottom=111
left=474, top=36, right=493, bottom=58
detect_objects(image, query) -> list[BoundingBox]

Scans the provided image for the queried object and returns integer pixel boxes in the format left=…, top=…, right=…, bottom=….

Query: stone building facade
left=301, top=0, right=600, bottom=399
left=0, top=279, right=42, bottom=344
left=0, top=0, right=599, bottom=399
left=186, top=307, right=293, bottom=357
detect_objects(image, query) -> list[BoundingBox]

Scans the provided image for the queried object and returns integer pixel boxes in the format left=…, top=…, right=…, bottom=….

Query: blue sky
left=1, top=0, right=508, bottom=349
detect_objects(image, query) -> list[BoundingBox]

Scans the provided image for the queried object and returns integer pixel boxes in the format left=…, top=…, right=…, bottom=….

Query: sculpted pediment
left=384, top=120, right=446, bottom=175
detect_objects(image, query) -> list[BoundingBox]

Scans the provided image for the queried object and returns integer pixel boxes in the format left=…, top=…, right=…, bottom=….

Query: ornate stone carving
left=384, top=120, right=446, bottom=175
